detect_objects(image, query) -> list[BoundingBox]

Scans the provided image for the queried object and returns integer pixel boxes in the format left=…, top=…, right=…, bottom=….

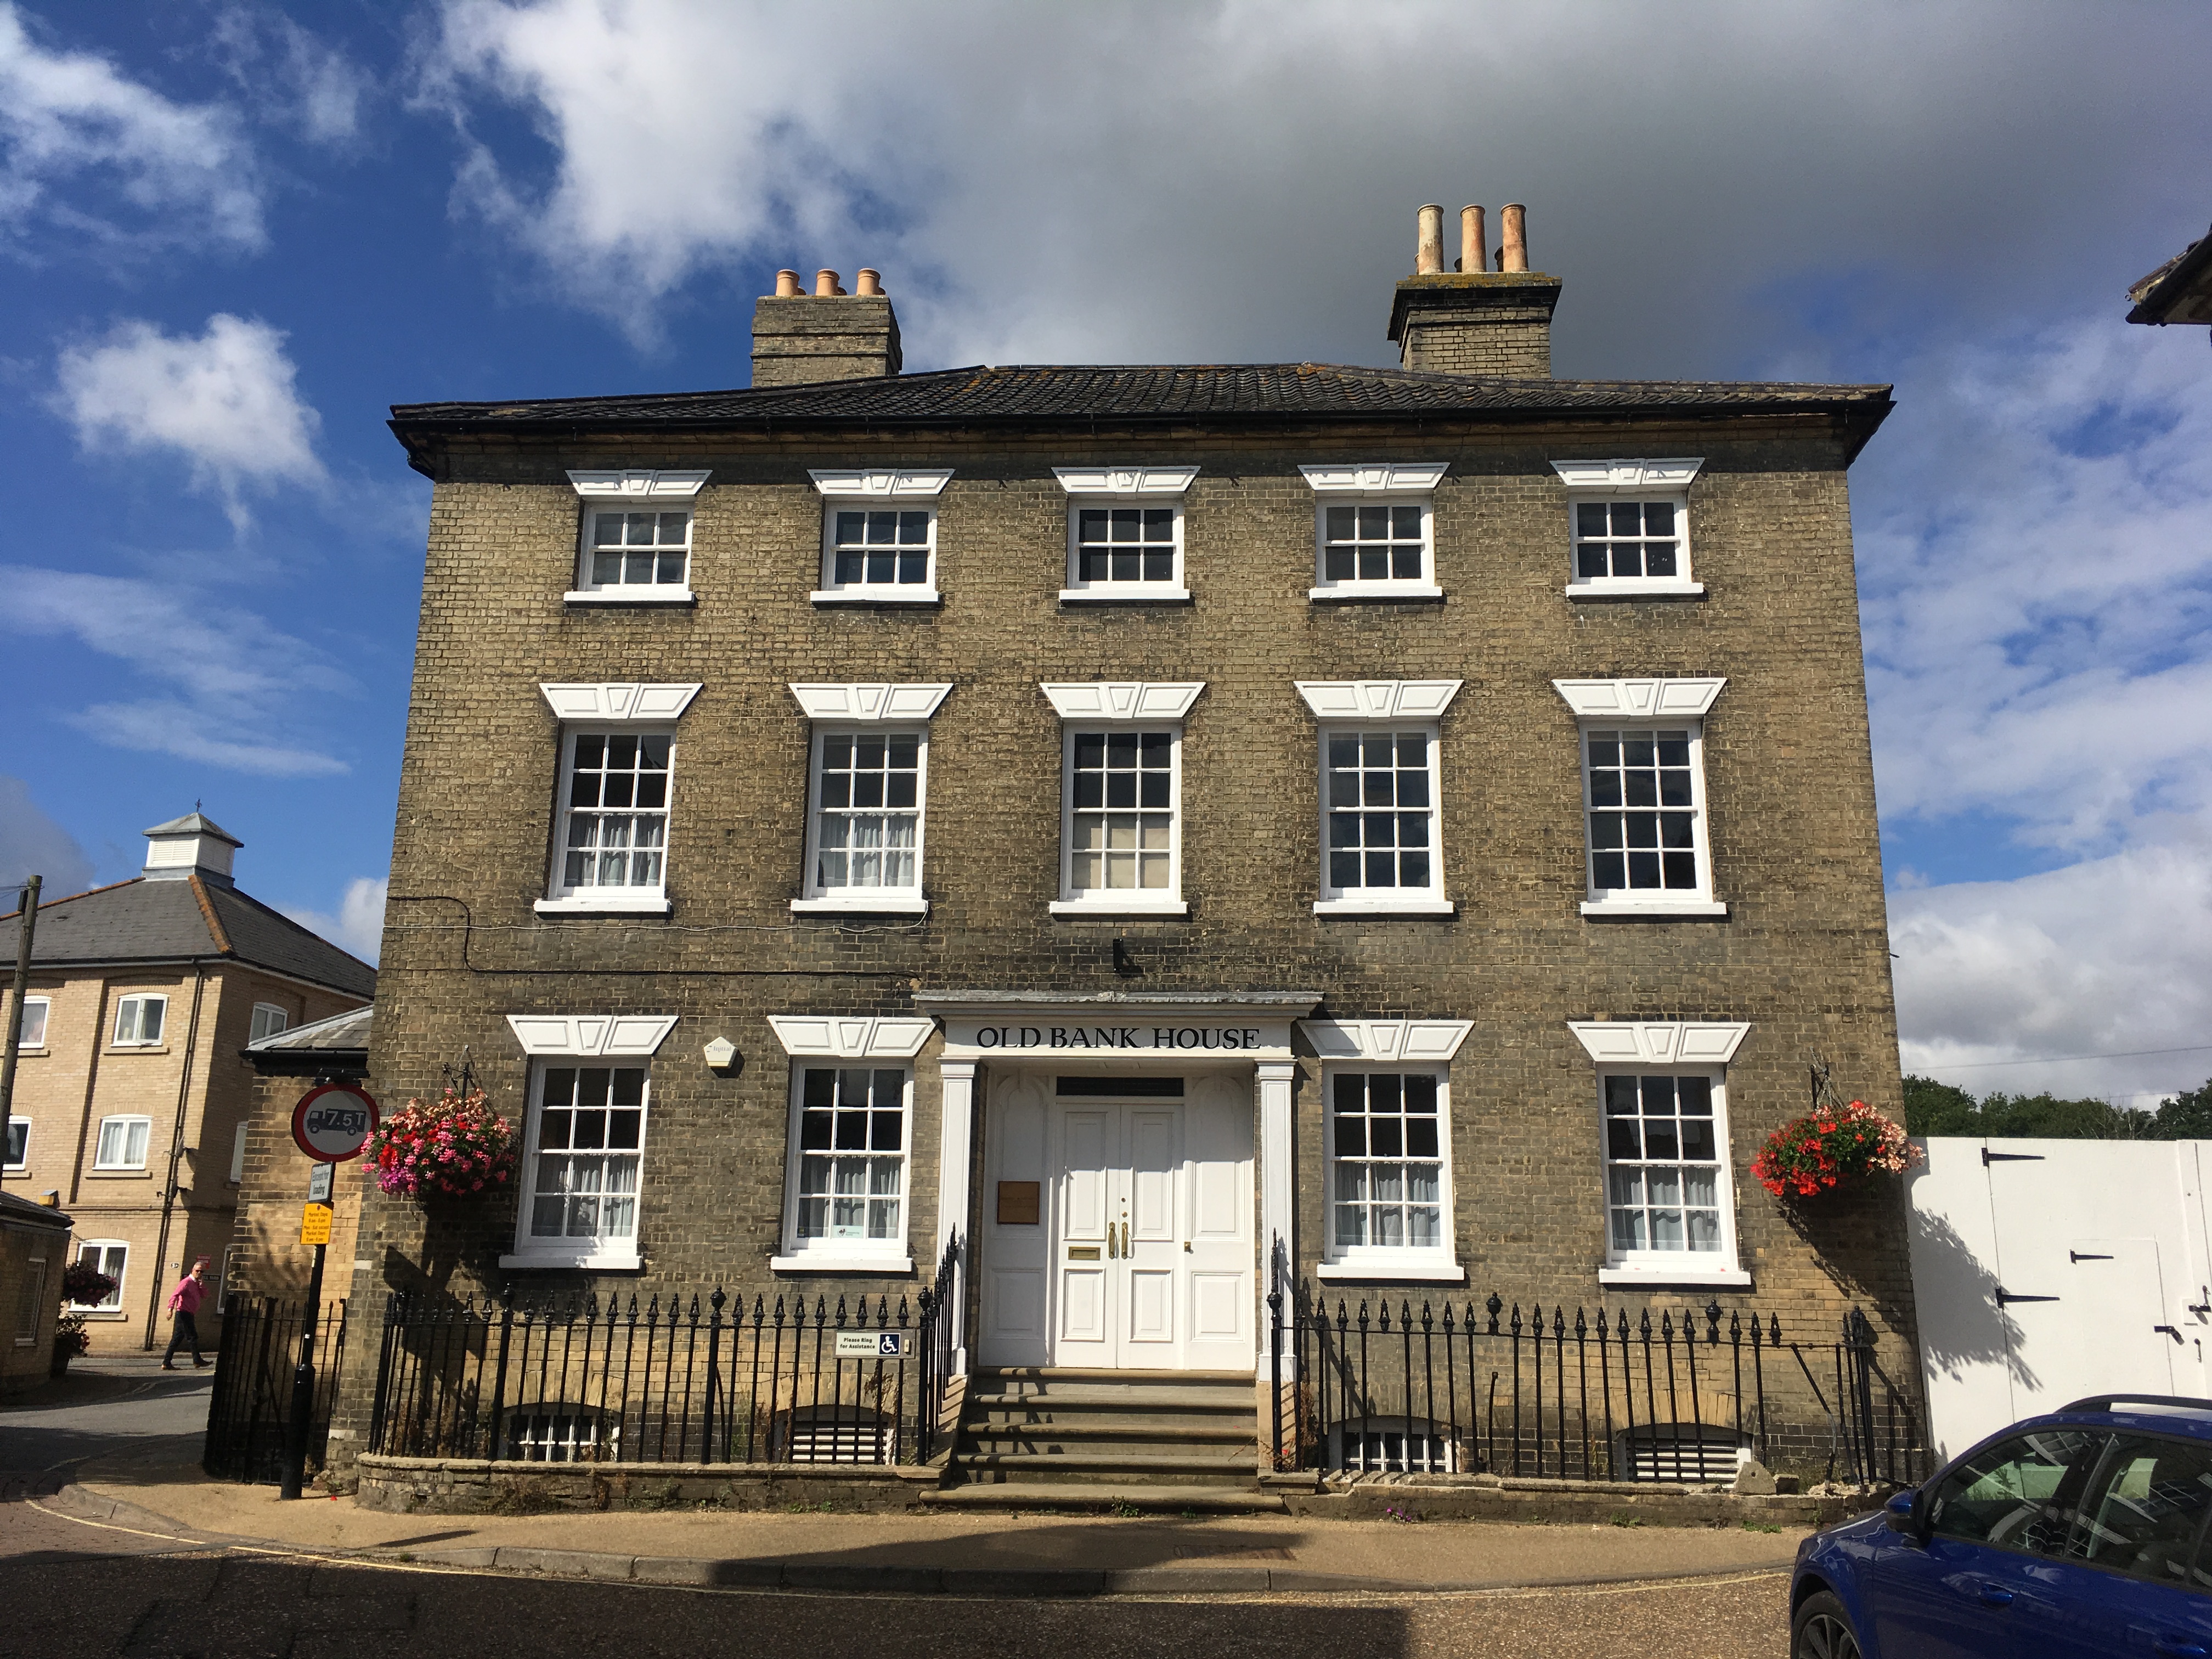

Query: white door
left=1998, top=1235, right=2178, bottom=1411
left=1052, top=1102, right=1183, bottom=1369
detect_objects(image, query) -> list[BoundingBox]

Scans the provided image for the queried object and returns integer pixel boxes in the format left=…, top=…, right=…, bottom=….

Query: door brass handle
left=1106, top=1227, right=1117, bottom=1260
left=1121, top=1221, right=1131, bottom=1256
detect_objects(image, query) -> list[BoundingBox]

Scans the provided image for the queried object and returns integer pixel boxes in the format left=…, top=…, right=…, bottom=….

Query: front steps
left=940, top=1367, right=1279, bottom=1511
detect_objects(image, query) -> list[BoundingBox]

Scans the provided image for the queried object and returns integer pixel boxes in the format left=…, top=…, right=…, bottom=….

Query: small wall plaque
left=996, top=1181, right=1041, bottom=1225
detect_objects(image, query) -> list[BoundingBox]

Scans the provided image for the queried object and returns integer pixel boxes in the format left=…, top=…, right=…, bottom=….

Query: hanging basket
left=364, top=1084, right=517, bottom=1201
left=1751, top=1098, right=1920, bottom=1201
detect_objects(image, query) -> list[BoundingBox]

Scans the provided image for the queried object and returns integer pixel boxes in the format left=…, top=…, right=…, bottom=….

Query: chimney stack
left=1387, top=200, right=1560, bottom=377
left=753, top=266, right=902, bottom=387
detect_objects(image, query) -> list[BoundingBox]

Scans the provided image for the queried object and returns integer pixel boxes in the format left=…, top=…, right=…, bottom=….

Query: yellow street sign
left=301, top=1203, right=334, bottom=1246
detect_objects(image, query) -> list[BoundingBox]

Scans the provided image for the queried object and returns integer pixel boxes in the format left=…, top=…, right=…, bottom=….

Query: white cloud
left=0, top=775, right=96, bottom=899
left=54, top=314, right=325, bottom=528
left=209, top=7, right=370, bottom=146
left=416, top=1, right=2212, bottom=369
left=0, top=2, right=263, bottom=255
left=286, top=874, right=386, bottom=963
left=3, top=565, right=350, bottom=776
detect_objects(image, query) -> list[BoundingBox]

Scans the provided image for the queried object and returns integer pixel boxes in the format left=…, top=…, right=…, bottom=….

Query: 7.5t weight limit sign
left=292, top=1082, right=378, bottom=1163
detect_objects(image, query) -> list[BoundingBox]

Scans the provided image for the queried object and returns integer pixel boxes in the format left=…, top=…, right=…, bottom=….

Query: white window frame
left=1297, top=681, right=1462, bottom=916
left=249, top=1003, right=289, bottom=1044
left=764, top=1014, right=933, bottom=1274
left=15, top=1255, right=45, bottom=1343
left=1554, top=459, right=1704, bottom=600
left=499, top=1012, right=678, bottom=1270
left=1040, top=682, right=1204, bottom=918
left=94, top=1115, right=153, bottom=1170
left=72, top=1240, right=128, bottom=1312
left=809, top=470, right=952, bottom=605
left=4, top=1116, right=27, bottom=1171
left=229, top=1121, right=249, bottom=1184
left=563, top=470, right=709, bottom=605
left=1554, top=679, right=1728, bottom=918
left=1570, top=1021, right=1751, bottom=1289
left=13, top=994, right=48, bottom=1050
left=535, top=684, right=701, bottom=916
left=787, top=684, right=951, bottom=916
left=1300, top=1019, right=1472, bottom=1284
left=1300, top=463, right=1448, bottom=601
left=111, top=994, right=166, bottom=1047
left=511, top=1061, right=653, bottom=1272
left=1053, top=467, right=1197, bottom=603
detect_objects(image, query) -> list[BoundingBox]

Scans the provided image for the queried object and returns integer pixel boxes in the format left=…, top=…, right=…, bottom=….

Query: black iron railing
left=368, top=1234, right=961, bottom=1469
left=1267, top=1256, right=1921, bottom=1485
left=202, top=1295, right=348, bottom=1483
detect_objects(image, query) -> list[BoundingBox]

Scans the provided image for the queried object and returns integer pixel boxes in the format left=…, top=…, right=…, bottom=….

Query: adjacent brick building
left=350, top=205, right=1913, bottom=1479
left=1, top=816, right=374, bottom=1351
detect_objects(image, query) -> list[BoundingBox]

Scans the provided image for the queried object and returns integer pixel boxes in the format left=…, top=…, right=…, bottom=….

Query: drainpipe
left=143, top=966, right=207, bottom=1350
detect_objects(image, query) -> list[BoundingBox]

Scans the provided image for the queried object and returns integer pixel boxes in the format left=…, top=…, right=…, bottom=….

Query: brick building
left=352, top=205, right=1912, bottom=1486
left=1, top=815, right=374, bottom=1351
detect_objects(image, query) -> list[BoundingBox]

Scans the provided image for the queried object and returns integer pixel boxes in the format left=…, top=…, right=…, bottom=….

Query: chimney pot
left=774, top=269, right=802, bottom=298
left=1499, top=204, right=1528, bottom=273
left=814, top=268, right=840, bottom=297
left=855, top=268, right=883, bottom=296
left=1415, top=204, right=1445, bottom=275
left=1459, top=206, right=1486, bottom=280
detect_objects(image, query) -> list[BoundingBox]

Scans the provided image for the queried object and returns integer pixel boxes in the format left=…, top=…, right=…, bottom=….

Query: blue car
left=1791, top=1395, right=2212, bottom=1657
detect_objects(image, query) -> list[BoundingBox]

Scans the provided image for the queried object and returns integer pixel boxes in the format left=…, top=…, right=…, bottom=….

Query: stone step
left=978, top=1367, right=1254, bottom=1385
left=957, top=1451, right=1257, bottom=1486
left=966, top=1386, right=1254, bottom=1414
left=924, top=1482, right=1286, bottom=1514
left=966, top=1419, right=1255, bottom=1445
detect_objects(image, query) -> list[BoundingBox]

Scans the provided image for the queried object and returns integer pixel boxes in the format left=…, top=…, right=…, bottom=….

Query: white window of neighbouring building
left=565, top=469, right=708, bottom=604
left=249, top=1003, right=289, bottom=1043
left=1553, top=459, right=1703, bottom=600
left=94, top=1116, right=151, bottom=1170
left=1299, top=463, right=1447, bottom=601
left=523, top=1065, right=648, bottom=1259
left=4, top=1117, right=26, bottom=1170
left=1053, top=467, right=1197, bottom=603
left=1569, top=1021, right=1751, bottom=1288
left=787, top=685, right=950, bottom=916
left=1041, top=683, right=1203, bottom=917
left=15, top=1256, right=44, bottom=1342
left=809, top=470, right=951, bottom=605
left=1297, top=681, right=1461, bottom=915
left=73, top=1241, right=127, bottom=1308
left=1554, top=679, right=1727, bottom=918
left=112, top=994, right=165, bottom=1046
left=536, top=684, right=701, bottom=915
left=14, top=995, right=47, bottom=1049
left=764, top=1015, right=934, bottom=1274
left=1300, top=1019, right=1472, bottom=1282
left=501, top=1013, right=679, bottom=1270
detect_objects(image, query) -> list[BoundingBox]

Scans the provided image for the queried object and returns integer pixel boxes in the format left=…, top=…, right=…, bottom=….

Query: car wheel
left=1792, top=1590, right=1864, bottom=1659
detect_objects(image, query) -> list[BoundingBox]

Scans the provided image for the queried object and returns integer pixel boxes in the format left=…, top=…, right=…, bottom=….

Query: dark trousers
left=163, top=1310, right=202, bottom=1364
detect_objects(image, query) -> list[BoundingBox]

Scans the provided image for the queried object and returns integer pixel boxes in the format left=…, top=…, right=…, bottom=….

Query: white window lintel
left=1550, top=458, right=1704, bottom=495
left=1552, top=678, right=1725, bottom=720
left=539, top=683, right=702, bottom=723
left=1299, top=462, right=1449, bottom=496
left=1300, top=1019, right=1474, bottom=1063
left=787, top=684, right=951, bottom=723
left=567, top=469, right=710, bottom=499
left=505, top=1014, right=680, bottom=1058
left=766, top=1015, right=935, bottom=1060
left=1040, top=682, right=1204, bottom=722
left=1567, top=1020, right=1750, bottom=1066
left=809, top=469, right=952, bottom=498
left=1297, top=680, right=1463, bottom=722
left=1053, top=466, right=1198, bottom=496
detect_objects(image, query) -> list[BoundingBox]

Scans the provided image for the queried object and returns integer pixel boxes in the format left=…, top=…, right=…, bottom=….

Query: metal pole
left=0, top=874, right=41, bottom=1123
left=280, top=1240, right=328, bottom=1499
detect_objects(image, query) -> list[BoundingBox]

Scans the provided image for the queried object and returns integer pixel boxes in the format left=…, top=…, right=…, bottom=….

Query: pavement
left=0, top=1354, right=1808, bottom=1656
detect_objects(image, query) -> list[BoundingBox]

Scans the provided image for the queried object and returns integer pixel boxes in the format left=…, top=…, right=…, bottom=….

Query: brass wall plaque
left=996, top=1180, right=1041, bottom=1225
left=1066, top=1245, right=1101, bottom=1261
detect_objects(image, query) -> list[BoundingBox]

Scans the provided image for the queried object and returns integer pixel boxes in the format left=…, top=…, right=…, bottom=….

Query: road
left=1, top=1359, right=1793, bottom=1658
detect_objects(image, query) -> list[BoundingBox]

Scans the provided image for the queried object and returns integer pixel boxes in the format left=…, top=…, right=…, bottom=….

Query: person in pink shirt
left=161, top=1258, right=211, bottom=1370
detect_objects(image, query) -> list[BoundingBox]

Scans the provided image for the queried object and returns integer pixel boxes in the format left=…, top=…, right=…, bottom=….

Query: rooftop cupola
left=1387, top=202, right=1562, bottom=378
left=752, top=266, right=903, bottom=387
left=142, top=811, right=242, bottom=888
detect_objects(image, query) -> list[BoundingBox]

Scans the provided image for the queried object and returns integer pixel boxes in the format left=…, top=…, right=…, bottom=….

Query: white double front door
left=979, top=1071, right=1254, bottom=1372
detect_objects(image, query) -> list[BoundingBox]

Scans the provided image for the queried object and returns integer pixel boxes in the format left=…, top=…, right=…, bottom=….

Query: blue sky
left=2, top=1, right=2209, bottom=1106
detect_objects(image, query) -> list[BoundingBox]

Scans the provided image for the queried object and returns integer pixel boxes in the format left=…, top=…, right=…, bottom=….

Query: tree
left=2152, top=1078, right=2212, bottom=1141
left=1902, top=1075, right=1979, bottom=1135
left=1900, top=1076, right=2157, bottom=1139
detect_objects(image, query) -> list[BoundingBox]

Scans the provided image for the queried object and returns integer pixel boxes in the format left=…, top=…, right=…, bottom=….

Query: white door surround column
left=938, top=1059, right=978, bottom=1376
left=1257, top=1059, right=1297, bottom=1380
